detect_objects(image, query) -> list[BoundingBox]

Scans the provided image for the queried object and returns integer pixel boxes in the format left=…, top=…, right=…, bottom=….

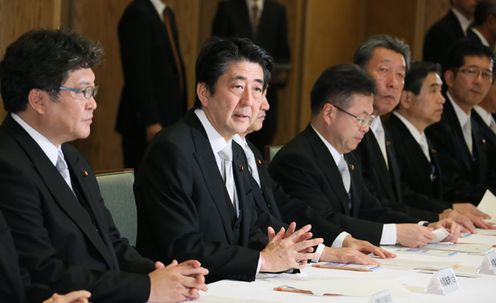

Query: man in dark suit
left=387, top=61, right=492, bottom=230
left=426, top=40, right=496, bottom=205
left=270, top=64, right=460, bottom=248
left=353, top=35, right=478, bottom=231
left=117, top=0, right=187, bottom=170
left=212, top=0, right=291, bottom=151
left=423, top=0, right=477, bottom=65
left=234, top=94, right=394, bottom=261
left=135, top=36, right=322, bottom=283
left=0, top=29, right=207, bottom=303
left=466, top=0, right=496, bottom=48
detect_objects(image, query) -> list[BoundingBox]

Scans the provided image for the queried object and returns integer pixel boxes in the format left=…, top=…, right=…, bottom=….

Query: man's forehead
left=370, top=47, right=406, bottom=67
left=462, top=55, right=493, bottom=67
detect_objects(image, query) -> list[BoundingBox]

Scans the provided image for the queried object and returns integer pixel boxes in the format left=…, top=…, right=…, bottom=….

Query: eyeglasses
left=333, top=104, right=375, bottom=127
left=59, top=85, right=99, bottom=99
left=456, top=66, right=493, bottom=81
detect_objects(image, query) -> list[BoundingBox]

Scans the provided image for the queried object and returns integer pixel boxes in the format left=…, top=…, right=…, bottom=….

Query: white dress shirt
left=393, top=112, right=431, bottom=162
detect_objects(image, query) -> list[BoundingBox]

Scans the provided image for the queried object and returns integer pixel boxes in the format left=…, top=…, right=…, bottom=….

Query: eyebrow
left=231, top=75, right=264, bottom=85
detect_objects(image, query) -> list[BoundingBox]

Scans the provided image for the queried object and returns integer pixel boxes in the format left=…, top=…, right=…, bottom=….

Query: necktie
left=338, top=156, right=352, bottom=209
left=251, top=0, right=260, bottom=36
left=462, top=119, right=473, bottom=155
left=56, top=151, right=73, bottom=190
left=490, top=118, right=496, bottom=134
left=419, top=134, right=431, bottom=163
left=244, top=143, right=261, bottom=187
left=163, top=7, right=184, bottom=96
left=218, top=145, right=238, bottom=216
left=374, top=122, right=389, bottom=169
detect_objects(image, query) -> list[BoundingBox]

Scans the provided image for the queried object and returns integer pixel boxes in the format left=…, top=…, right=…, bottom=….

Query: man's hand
left=439, top=209, right=475, bottom=233
left=396, top=224, right=434, bottom=247
left=342, top=236, right=395, bottom=259
left=428, top=219, right=461, bottom=243
left=43, top=291, right=91, bottom=303
left=148, top=259, right=208, bottom=303
left=260, top=224, right=323, bottom=272
left=320, top=247, right=380, bottom=265
left=452, top=203, right=495, bottom=229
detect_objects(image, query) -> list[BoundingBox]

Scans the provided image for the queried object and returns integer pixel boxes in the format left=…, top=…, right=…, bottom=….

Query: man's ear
left=444, top=69, right=455, bottom=89
left=196, top=83, right=210, bottom=108
left=27, top=89, right=48, bottom=114
left=322, top=102, right=336, bottom=124
left=399, top=90, right=413, bottom=109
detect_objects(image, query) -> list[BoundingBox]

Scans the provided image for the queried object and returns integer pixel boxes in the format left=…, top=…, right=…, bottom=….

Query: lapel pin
left=82, top=170, right=89, bottom=177
left=256, top=159, right=263, bottom=165
left=239, top=164, right=245, bottom=172
left=482, top=138, right=486, bottom=144
left=386, top=140, right=392, bottom=146
left=348, top=164, right=354, bottom=171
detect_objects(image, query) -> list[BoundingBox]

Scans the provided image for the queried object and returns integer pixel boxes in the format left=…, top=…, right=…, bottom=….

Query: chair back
left=96, top=170, right=137, bottom=246
left=264, top=145, right=283, bottom=162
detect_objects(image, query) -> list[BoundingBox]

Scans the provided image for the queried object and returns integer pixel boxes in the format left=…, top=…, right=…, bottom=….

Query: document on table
left=424, top=242, right=493, bottom=254
left=378, top=257, right=458, bottom=271
left=478, top=190, right=496, bottom=219
left=475, top=229, right=496, bottom=236
left=279, top=278, right=410, bottom=297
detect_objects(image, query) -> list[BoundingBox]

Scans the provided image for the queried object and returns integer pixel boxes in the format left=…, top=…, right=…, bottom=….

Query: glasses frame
left=332, top=104, right=375, bottom=128
left=456, top=66, right=493, bottom=81
left=59, top=85, right=99, bottom=99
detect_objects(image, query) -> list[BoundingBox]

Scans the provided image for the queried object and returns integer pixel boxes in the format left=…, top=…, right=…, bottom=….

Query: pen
left=312, top=264, right=374, bottom=272
left=273, top=286, right=312, bottom=294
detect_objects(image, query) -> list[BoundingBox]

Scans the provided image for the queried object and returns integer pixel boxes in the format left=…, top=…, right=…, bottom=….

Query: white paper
left=287, top=278, right=410, bottom=297
left=477, top=190, right=496, bottom=218
left=369, top=289, right=395, bottom=303
left=478, top=251, right=496, bottom=275
left=431, top=228, right=450, bottom=243
left=474, top=229, right=496, bottom=236
left=425, top=268, right=459, bottom=295
left=424, top=242, right=493, bottom=254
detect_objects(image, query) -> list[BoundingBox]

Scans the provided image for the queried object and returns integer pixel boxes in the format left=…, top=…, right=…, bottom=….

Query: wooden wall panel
left=298, top=0, right=366, bottom=130
left=0, top=0, right=61, bottom=120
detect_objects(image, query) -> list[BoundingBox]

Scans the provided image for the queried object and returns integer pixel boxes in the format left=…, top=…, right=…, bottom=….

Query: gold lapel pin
left=82, top=170, right=89, bottom=177
left=239, top=164, right=245, bottom=172
left=256, top=159, right=263, bottom=165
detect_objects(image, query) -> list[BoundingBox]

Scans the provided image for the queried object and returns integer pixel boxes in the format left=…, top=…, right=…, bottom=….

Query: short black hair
left=0, top=28, right=103, bottom=113
left=444, top=40, right=494, bottom=72
left=311, top=64, right=376, bottom=116
left=404, top=61, right=442, bottom=95
left=353, top=35, right=411, bottom=72
left=194, top=36, right=273, bottom=108
left=473, top=0, right=496, bottom=27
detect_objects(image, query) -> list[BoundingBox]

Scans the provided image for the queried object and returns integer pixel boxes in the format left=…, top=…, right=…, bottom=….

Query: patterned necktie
left=374, top=122, right=389, bottom=169
left=163, top=7, right=184, bottom=96
left=244, top=143, right=261, bottom=187
left=462, top=119, right=473, bottom=155
left=419, top=134, right=431, bottom=163
left=56, top=151, right=73, bottom=190
left=338, top=156, right=351, bottom=210
left=219, top=145, right=239, bottom=216
left=251, top=0, right=260, bottom=36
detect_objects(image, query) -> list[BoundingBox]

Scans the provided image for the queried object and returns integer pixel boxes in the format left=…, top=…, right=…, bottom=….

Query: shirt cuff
left=331, top=231, right=350, bottom=248
left=418, top=221, right=429, bottom=226
left=380, top=223, right=397, bottom=245
left=256, top=254, right=262, bottom=274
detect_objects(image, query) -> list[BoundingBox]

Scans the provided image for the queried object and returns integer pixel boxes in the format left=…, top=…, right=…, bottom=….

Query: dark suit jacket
left=426, top=100, right=496, bottom=204
left=135, top=111, right=265, bottom=283
left=248, top=141, right=343, bottom=246
left=354, top=122, right=441, bottom=222
left=472, top=110, right=496, bottom=182
left=269, top=126, right=417, bottom=245
left=386, top=114, right=446, bottom=204
left=423, top=10, right=465, bottom=65
left=0, top=116, right=154, bottom=303
left=212, top=0, right=290, bottom=64
left=466, top=28, right=484, bottom=45
left=117, top=0, right=187, bottom=136
left=0, top=210, right=26, bottom=303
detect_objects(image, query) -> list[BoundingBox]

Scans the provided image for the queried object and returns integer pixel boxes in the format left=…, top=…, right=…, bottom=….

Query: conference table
left=198, top=231, right=496, bottom=303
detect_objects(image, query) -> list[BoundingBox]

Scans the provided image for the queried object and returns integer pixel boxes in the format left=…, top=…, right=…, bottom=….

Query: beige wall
left=0, top=0, right=450, bottom=170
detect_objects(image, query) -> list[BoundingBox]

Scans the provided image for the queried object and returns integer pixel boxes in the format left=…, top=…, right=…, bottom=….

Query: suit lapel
left=305, top=127, right=351, bottom=214
left=185, top=113, right=237, bottom=243
left=384, top=127, right=402, bottom=201
left=3, top=117, right=116, bottom=268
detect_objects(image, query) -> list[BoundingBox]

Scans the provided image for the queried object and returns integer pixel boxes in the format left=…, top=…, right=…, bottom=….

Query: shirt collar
left=11, top=113, right=61, bottom=166
left=452, top=8, right=472, bottom=34
left=470, top=28, right=490, bottom=47
left=233, top=134, right=248, bottom=149
left=447, top=92, right=471, bottom=128
left=311, top=124, right=342, bottom=167
left=194, top=108, right=231, bottom=155
left=150, top=0, right=166, bottom=20
left=393, top=111, right=425, bottom=144
left=370, top=116, right=384, bottom=138
left=473, top=105, right=493, bottom=126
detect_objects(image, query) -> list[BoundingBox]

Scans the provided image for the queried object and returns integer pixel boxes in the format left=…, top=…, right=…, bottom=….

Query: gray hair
left=353, top=35, right=411, bottom=71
